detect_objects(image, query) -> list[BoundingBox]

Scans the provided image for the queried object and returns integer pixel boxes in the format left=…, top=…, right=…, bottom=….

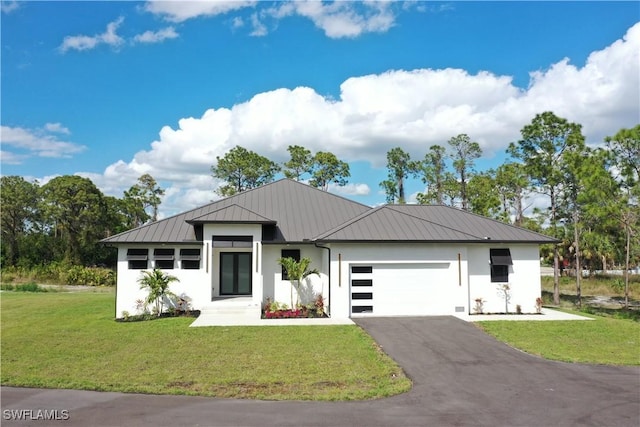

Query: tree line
left=211, top=111, right=639, bottom=307
left=211, top=145, right=350, bottom=196
left=1, top=173, right=164, bottom=267
left=2, top=111, right=638, bottom=306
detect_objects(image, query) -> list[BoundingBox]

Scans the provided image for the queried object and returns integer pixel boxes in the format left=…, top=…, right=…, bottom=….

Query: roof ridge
left=419, top=204, right=557, bottom=241
left=103, top=183, right=251, bottom=242
left=190, top=203, right=275, bottom=222
left=312, top=205, right=384, bottom=240
left=383, top=205, right=485, bottom=240
left=281, top=178, right=373, bottom=209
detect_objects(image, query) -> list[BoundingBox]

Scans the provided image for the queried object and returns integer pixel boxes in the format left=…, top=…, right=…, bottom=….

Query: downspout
left=314, top=242, right=331, bottom=317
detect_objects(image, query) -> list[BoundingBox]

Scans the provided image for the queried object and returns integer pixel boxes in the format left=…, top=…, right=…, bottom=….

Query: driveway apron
left=354, top=316, right=640, bottom=426
left=2, top=316, right=639, bottom=427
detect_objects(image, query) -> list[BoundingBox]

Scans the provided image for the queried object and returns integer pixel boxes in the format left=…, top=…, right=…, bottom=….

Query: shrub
left=535, top=297, right=543, bottom=314
left=14, top=283, right=48, bottom=292
left=1, top=273, right=16, bottom=283
left=1, top=284, right=15, bottom=291
left=262, top=296, right=328, bottom=319
left=313, top=293, right=325, bottom=316
left=63, top=266, right=116, bottom=287
left=473, top=298, right=485, bottom=314
left=0, top=263, right=115, bottom=286
left=610, top=278, right=625, bottom=294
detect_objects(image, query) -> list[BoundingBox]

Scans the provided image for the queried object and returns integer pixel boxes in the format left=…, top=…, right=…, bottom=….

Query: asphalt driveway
left=2, top=317, right=639, bottom=426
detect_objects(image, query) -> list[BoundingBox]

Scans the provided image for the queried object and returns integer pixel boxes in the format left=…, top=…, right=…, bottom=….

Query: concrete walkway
left=190, top=307, right=589, bottom=327
left=456, top=307, right=593, bottom=322
left=190, top=315, right=354, bottom=326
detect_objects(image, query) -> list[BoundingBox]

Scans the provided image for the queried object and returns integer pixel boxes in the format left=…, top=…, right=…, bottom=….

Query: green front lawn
left=477, top=314, right=640, bottom=365
left=1, top=292, right=410, bottom=400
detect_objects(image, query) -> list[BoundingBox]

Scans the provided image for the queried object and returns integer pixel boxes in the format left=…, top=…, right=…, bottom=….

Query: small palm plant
left=278, top=257, right=320, bottom=308
left=138, top=269, right=179, bottom=317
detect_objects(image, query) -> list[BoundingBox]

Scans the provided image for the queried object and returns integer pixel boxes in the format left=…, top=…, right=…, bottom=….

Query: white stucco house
left=102, top=179, right=557, bottom=320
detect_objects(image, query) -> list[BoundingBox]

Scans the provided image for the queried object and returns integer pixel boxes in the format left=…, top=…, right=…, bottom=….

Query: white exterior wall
left=114, top=244, right=207, bottom=317
left=115, top=236, right=542, bottom=319
left=261, top=244, right=327, bottom=309
left=328, top=243, right=470, bottom=319
left=115, top=224, right=265, bottom=318
left=468, top=244, right=542, bottom=314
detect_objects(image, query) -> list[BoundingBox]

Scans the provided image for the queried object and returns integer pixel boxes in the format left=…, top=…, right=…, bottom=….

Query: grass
left=541, top=274, right=640, bottom=300
left=540, top=274, right=640, bottom=320
left=0, top=282, right=50, bottom=292
left=478, top=313, right=640, bottom=365
left=0, top=292, right=411, bottom=400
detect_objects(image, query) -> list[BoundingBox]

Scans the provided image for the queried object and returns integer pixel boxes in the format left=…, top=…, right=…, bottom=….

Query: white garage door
left=350, top=263, right=456, bottom=317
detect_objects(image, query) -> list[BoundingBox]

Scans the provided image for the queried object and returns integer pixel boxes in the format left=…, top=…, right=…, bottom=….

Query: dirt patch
left=38, top=283, right=113, bottom=293
left=587, top=295, right=640, bottom=308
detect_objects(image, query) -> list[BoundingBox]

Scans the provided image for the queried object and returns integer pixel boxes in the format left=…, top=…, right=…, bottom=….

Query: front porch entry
left=220, top=252, right=252, bottom=296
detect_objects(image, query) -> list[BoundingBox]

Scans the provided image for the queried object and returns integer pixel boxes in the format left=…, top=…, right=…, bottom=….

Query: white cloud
left=249, top=13, right=268, bottom=37
left=0, top=125, right=86, bottom=163
left=330, top=183, right=371, bottom=196
left=143, top=0, right=397, bottom=39
left=144, top=0, right=256, bottom=23
left=1, top=1, right=19, bottom=14
left=59, top=17, right=125, bottom=53
left=232, top=16, right=244, bottom=29
left=133, top=26, right=179, bottom=44
left=44, top=123, right=71, bottom=134
left=270, top=0, right=396, bottom=38
left=80, top=22, right=639, bottom=216
left=0, top=150, right=26, bottom=165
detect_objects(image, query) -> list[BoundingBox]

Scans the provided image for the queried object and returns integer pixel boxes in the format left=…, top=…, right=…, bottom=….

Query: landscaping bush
left=115, top=309, right=200, bottom=322
left=262, top=296, right=327, bottom=319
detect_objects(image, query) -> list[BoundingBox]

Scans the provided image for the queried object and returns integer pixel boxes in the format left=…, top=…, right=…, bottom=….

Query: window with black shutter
left=490, top=248, right=512, bottom=283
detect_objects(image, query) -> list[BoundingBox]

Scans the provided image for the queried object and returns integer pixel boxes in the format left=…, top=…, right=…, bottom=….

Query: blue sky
left=1, top=1, right=639, bottom=217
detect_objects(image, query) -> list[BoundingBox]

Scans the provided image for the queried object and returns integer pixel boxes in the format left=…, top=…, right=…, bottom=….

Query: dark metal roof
left=101, top=179, right=370, bottom=244
left=314, top=204, right=558, bottom=243
left=187, top=204, right=276, bottom=224
left=313, top=206, right=480, bottom=241
left=101, top=179, right=557, bottom=245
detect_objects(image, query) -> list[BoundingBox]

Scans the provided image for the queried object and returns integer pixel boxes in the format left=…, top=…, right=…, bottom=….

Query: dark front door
left=220, top=252, right=252, bottom=295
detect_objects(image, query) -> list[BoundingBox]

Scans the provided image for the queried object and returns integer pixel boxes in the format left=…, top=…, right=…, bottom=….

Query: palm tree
left=138, top=269, right=179, bottom=316
left=278, top=257, right=320, bottom=308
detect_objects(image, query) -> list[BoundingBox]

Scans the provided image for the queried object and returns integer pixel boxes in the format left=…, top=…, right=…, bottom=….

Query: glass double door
left=220, top=252, right=252, bottom=295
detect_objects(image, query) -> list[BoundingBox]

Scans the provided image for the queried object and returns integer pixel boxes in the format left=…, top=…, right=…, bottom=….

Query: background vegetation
left=1, top=112, right=638, bottom=306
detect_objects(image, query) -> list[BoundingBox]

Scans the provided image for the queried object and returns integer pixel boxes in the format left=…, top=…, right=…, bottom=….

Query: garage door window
left=490, top=248, right=512, bottom=283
